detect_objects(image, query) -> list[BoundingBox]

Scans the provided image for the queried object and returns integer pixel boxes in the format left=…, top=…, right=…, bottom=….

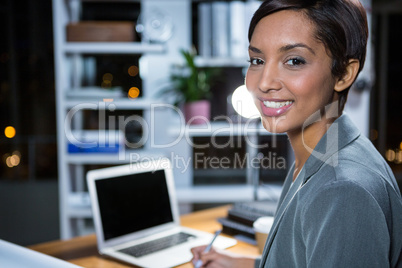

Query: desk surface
left=29, top=206, right=259, bottom=268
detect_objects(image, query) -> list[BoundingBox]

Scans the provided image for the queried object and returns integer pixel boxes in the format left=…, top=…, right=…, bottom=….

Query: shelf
left=195, top=57, right=249, bottom=68
left=67, top=192, right=92, bottom=217
left=81, top=0, right=141, bottom=2
left=177, top=184, right=282, bottom=203
left=54, top=0, right=283, bottom=239
left=66, top=149, right=165, bottom=164
left=168, top=121, right=285, bottom=137
left=67, top=207, right=92, bottom=218
left=64, top=97, right=167, bottom=110
left=62, top=42, right=165, bottom=54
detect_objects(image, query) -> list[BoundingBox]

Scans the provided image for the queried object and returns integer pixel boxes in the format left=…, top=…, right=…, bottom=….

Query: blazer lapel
left=259, top=166, right=306, bottom=266
left=303, top=114, right=360, bottom=180
left=258, top=114, right=360, bottom=267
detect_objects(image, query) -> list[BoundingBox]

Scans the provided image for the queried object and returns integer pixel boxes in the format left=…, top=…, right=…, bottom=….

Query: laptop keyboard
left=118, top=232, right=196, bottom=258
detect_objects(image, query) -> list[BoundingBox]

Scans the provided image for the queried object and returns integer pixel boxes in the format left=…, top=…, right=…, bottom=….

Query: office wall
left=0, top=181, right=59, bottom=246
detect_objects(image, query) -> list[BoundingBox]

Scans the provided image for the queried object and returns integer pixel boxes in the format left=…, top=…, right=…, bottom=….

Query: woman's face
left=246, top=10, right=338, bottom=134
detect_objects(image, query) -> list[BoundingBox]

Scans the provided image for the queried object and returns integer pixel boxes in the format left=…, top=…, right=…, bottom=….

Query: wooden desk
left=29, top=206, right=259, bottom=268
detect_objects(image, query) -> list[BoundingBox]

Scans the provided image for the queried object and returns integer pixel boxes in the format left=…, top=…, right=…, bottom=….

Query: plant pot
left=183, top=100, right=211, bottom=125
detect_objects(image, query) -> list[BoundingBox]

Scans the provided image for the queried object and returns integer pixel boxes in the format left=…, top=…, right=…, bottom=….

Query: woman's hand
left=190, top=245, right=256, bottom=268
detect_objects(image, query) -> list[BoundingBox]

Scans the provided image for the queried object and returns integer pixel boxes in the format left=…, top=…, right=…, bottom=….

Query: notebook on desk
left=87, top=157, right=236, bottom=268
left=0, top=239, right=82, bottom=268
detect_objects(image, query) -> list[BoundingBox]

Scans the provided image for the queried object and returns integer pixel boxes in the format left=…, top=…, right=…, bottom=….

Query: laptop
left=87, top=157, right=237, bottom=268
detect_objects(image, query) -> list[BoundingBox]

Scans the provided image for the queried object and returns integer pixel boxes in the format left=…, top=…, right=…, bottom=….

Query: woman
left=191, top=0, right=402, bottom=267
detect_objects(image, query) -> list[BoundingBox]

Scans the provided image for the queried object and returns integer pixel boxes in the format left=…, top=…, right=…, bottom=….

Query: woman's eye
left=285, top=58, right=306, bottom=66
left=249, top=58, right=264, bottom=65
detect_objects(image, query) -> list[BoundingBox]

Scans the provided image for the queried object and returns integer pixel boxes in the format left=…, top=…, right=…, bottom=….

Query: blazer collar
left=303, top=114, right=361, bottom=181
left=259, top=114, right=361, bottom=266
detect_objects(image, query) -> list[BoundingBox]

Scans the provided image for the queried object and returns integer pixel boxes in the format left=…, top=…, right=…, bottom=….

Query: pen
left=194, top=230, right=222, bottom=268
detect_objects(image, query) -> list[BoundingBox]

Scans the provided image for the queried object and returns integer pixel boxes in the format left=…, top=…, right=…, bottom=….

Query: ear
left=334, top=59, right=360, bottom=93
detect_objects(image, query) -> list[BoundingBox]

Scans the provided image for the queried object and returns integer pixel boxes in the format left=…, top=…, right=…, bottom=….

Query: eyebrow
left=248, top=43, right=316, bottom=55
left=248, top=45, right=263, bottom=54
left=280, top=43, right=316, bottom=55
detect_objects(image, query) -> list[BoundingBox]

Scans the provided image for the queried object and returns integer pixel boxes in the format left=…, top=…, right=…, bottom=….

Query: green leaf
left=160, top=49, right=222, bottom=106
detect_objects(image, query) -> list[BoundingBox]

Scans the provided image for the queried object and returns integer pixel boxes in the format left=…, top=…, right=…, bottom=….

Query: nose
left=258, top=63, right=282, bottom=93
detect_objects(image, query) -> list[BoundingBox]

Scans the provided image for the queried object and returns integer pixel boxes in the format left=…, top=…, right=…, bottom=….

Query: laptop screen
left=95, top=169, right=174, bottom=241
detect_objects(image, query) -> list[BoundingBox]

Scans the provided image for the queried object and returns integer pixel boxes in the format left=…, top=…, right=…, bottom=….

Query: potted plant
left=164, top=49, right=221, bottom=124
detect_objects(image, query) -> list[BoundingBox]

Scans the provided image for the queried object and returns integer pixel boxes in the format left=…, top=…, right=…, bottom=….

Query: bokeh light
left=231, top=85, right=260, bottom=119
left=395, top=150, right=402, bottom=164
left=4, top=126, right=16, bottom=138
left=10, top=154, right=20, bottom=166
left=101, top=81, right=112, bottom=89
left=4, top=151, right=21, bottom=168
left=128, top=65, right=139, bottom=77
left=128, top=87, right=140, bottom=99
left=6, top=156, right=13, bottom=168
left=101, top=73, right=113, bottom=89
left=103, top=73, right=113, bottom=82
left=385, top=149, right=396, bottom=162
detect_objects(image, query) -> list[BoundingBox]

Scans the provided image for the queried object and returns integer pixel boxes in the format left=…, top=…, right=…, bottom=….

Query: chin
left=261, top=118, right=287, bottom=134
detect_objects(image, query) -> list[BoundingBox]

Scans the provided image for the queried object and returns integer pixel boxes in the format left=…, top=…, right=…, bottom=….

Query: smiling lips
left=260, top=100, right=294, bottom=117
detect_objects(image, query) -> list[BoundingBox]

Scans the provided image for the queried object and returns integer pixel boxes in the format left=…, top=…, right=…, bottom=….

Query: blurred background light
left=386, top=149, right=396, bottom=162
left=102, top=73, right=113, bottom=83
left=4, top=126, right=16, bottom=138
left=10, top=154, right=20, bottom=167
left=395, top=150, right=402, bottom=164
left=128, top=87, right=140, bottom=99
left=231, top=85, right=260, bottom=119
left=128, top=65, right=139, bottom=77
left=101, top=81, right=111, bottom=89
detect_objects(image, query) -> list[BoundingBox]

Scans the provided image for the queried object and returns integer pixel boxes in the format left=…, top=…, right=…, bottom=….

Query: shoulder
left=303, top=178, right=386, bottom=218
left=299, top=178, right=395, bottom=267
left=336, top=133, right=395, bottom=181
left=313, top=133, right=400, bottom=200
left=306, top=163, right=397, bottom=219
left=302, top=134, right=401, bottom=218
left=301, top=143, right=402, bottom=236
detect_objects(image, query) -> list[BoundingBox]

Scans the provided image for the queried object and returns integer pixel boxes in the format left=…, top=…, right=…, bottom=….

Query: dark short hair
left=248, top=0, right=368, bottom=109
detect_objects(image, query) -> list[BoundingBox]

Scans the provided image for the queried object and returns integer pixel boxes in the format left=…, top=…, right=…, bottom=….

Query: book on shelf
left=66, top=130, right=124, bottom=154
left=197, top=1, right=261, bottom=59
left=66, top=21, right=136, bottom=42
left=65, top=86, right=124, bottom=98
left=245, top=1, right=262, bottom=32
left=211, top=1, right=230, bottom=57
left=230, top=1, right=247, bottom=58
left=198, top=2, right=212, bottom=57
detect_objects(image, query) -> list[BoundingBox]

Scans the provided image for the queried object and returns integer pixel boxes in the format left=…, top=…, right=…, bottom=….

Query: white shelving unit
left=53, top=0, right=285, bottom=239
left=52, top=0, right=193, bottom=239
left=62, top=42, right=165, bottom=54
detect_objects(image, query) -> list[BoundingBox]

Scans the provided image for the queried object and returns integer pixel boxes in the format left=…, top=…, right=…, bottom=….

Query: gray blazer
left=256, top=115, right=402, bottom=268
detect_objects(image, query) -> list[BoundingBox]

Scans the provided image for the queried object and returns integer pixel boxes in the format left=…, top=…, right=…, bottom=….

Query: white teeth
left=263, top=100, right=293, bottom=108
